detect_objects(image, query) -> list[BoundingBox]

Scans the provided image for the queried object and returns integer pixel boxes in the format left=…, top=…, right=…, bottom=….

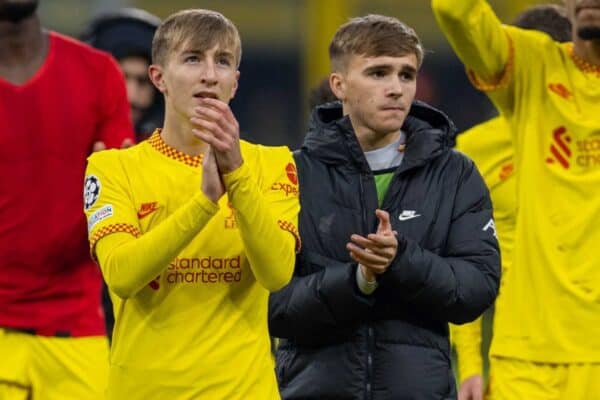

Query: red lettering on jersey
left=224, top=202, right=237, bottom=229
left=548, top=83, right=573, bottom=100
left=499, top=163, right=514, bottom=181
left=286, top=163, right=298, bottom=185
left=545, top=126, right=572, bottom=169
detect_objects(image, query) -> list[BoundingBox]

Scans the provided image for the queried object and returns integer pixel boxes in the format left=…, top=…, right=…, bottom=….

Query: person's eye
left=369, top=70, right=386, bottom=78
left=217, top=57, right=232, bottom=66
left=400, top=72, right=415, bottom=81
left=184, top=55, right=199, bottom=63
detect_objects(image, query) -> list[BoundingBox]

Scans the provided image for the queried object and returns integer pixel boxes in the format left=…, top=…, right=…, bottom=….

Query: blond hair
left=152, top=9, right=241, bottom=67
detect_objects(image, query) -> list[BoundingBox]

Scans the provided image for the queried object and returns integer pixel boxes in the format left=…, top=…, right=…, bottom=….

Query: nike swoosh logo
left=137, top=207, right=159, bottom=219
left=398, top=213, right=421, bottom=221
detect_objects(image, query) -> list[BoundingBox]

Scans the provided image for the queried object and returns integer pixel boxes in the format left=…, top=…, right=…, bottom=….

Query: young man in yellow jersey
left=450, top=6, right=572, bottom=400
left=434, top=0, right=600, bottom=398
left=83, top=9, right=300, bottom=399
left=270, top=14, right=500, bottom=399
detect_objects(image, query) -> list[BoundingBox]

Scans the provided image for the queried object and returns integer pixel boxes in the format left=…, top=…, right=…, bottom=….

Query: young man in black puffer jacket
left=269, top=14, right=501, bottom=400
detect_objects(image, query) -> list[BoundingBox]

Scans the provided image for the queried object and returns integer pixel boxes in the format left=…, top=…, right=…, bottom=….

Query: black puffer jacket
left=269, top=101, right=500, bottom=400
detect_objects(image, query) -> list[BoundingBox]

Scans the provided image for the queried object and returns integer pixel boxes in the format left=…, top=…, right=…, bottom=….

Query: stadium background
left=39, top=0, right=546, bottom=378
left=42, top=0, right=548, bottom=149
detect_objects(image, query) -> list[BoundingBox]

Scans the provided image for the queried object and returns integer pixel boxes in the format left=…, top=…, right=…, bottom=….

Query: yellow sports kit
left=0, top=328, right=109, bottom=400
left=451, top=116, right=516, bottom=381
left=434, top=0, right=600, bottom=397
left=84, top=131, right=300, bottom=399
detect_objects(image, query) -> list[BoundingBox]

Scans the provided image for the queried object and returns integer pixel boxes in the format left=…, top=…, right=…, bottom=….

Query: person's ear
left=149, top=64, right=166, bottom=94
left=329, top=72, right=345, bottom=101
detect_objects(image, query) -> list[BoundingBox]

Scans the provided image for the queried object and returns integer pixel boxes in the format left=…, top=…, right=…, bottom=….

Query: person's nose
left=201, top=60, right=218, bottom=86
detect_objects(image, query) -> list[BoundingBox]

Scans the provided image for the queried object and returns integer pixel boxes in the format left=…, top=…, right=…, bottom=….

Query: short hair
left=513, top=4, right=572, bottom=42
left=151, top=9, right=241, bottom=67
left=308, top=77, right=338, bottom=109
left=329, top=14, right=424, bottom=72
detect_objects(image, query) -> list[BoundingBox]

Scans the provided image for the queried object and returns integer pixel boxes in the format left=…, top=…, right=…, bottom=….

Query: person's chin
left=380, top=112, right=405, bottom=127
left=374, top=121, right=404, bottom=135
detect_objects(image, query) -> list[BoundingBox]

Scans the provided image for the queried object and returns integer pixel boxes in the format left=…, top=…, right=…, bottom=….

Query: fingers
left=198, top=97, right=238, bottom=126
left=191, top=126, right=230, bottom=151
left=190, top=108, right=238, bottom=152
left=350, top=234, right=397, bottom=258
left=190, top=99, right=239, bottom=144
left=347, top=243, right=389, bottom=268
left=201, top=146, right=225, bottom=203
left=458, top=376, right=483, bottom=400
left=92, top=141, right=106, bottom=152
left=375, top=209, right=392, bottom=234
left=121, top=138, right=134, bottom=149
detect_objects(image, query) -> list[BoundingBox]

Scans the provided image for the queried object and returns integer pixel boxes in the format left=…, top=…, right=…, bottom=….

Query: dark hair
left=513, top=4, right=572, bottom=42
left=152, top=9, right=241, bottom=67
left=308, top=77, right=338, bottom=109
left=329, top=14, right=423, bottom=72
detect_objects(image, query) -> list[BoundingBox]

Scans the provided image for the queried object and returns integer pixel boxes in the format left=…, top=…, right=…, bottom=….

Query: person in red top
left=0, top=0, right=134, bottom=398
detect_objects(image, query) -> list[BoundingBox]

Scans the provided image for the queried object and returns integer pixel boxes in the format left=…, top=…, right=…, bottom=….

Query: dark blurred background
left=40, top=0, right=546, bottom=147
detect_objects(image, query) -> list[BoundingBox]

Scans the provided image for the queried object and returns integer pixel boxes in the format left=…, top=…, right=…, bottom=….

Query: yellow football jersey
left=434, top=0, right=600, bottom=363
left=452, top=116, right=516, bottom=379
left=84, top=131, right=300, bottom=399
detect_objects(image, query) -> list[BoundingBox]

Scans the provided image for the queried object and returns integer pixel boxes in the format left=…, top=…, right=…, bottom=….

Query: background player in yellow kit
left=84, top=9, right=300, bottom=399
left=434, top=0, right=600, bottom=398
left=450, top=5, right=572, bottom=400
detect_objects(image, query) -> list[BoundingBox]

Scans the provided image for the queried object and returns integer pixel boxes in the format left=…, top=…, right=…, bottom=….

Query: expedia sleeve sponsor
left=261, top=148, right=301, bottom=252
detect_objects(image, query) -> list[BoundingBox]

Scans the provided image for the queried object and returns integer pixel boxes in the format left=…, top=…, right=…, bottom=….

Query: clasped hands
left=347, top=209, right=399, bottom=283
left=190, top=98, right=243, bottom=203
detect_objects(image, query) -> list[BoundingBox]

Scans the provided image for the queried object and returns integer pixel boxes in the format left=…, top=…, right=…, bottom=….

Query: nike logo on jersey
left=137, top=202, right=160, bottom=219
left=398, top=210, right=421, bottom=221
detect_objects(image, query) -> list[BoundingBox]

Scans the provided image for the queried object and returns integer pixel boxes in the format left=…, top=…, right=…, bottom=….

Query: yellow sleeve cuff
left=222, top=162, right=250, bottom=187
left=467, top=33, right=515, bottom=92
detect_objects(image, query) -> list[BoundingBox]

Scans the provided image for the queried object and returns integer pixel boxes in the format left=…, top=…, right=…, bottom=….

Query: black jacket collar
left=302, top=100, right=456, bottom=174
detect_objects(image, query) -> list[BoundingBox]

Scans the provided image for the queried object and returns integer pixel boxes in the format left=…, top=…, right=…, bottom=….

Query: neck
left=355, top=128, right=401, bottom=152
left=0, top=16, right=44, bottom=67
left=160, top=106, right=208, bottom=156
left=573, top=37, right=600, bottom=67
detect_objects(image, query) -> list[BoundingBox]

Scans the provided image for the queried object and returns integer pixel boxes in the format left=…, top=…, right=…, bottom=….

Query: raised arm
left=432, top=0, right=511, bottom=84
left=191, top=98, right=299, bottom=292
left=223, top=153, right=299, bottom=292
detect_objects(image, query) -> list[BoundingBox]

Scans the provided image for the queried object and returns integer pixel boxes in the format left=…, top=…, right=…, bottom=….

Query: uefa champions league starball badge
left=84, top=175, right=101, bottom=210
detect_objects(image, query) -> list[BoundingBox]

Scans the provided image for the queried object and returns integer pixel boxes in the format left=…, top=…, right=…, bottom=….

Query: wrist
left=356, top=264, right=378, bottom=295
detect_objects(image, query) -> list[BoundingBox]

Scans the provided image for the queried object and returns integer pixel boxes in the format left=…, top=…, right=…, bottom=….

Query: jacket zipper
left=359, top=172, right=374, bottom=400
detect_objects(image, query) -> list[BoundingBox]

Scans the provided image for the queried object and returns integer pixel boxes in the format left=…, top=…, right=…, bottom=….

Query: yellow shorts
left=0, top=328, right=109, bottom=400
left=487, top=356, right=600, bottom=400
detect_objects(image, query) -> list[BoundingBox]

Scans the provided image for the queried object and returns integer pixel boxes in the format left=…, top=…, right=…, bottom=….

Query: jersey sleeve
left=450, top=318, right=483, bottom=381
left=84, top=150, right=220, bottom=299
left=222, top=145, right=300, bottom=292
left=84, top=150, right=140, bottom=254
left=94, top=54, right=135, bottom=148
left=432, top=0, right=549, bottom=119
